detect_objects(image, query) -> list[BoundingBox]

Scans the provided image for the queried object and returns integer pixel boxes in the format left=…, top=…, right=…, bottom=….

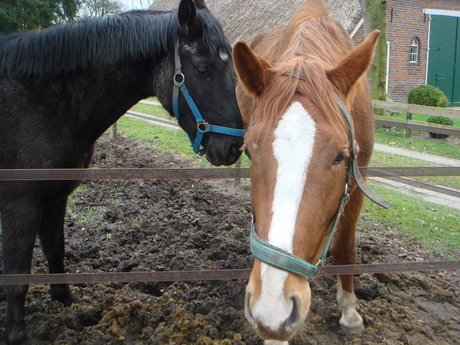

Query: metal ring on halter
left=197, top=122, right=209, bottom=132
left=174, top=73, right=185, bottom=85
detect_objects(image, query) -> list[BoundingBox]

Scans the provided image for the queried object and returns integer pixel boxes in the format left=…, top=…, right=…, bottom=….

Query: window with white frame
left=410, top=38, right=419, bottom=63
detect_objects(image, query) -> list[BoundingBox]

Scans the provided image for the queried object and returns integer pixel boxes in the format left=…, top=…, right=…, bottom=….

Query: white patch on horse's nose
left=270, top=101, right=315, bottom=252
left=253, top=266, right=291, bottom=330
left=253, top=101, right=316, bottom=334
left=220, top=51, right=229, bottom=61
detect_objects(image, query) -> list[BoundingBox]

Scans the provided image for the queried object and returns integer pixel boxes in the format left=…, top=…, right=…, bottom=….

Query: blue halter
left=172, top=39, right=245, bottom=155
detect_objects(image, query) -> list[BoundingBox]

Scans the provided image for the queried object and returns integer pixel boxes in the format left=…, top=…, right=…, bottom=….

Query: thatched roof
left=149, top=0, right=363, bottom=45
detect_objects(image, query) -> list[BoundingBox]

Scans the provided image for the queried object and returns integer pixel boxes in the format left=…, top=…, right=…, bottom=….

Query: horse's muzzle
left=245, top=289, right=307, bottom=342
left=205, top=136, right=243, bottom=166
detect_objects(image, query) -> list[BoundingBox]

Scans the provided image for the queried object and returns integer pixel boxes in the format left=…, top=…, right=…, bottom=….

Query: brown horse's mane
left=253, top=0, right=354, bottom=134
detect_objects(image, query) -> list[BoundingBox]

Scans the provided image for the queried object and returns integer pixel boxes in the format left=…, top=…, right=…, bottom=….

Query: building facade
left=380, top=0, right=460, bottom=105
left=151, top=0, right=460, bottom=105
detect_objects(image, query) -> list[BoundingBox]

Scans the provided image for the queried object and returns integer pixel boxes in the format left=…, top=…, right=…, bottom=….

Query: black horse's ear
left=178, top=0, right=197, bottom=36
left=194, top=0, right=208, bottom=10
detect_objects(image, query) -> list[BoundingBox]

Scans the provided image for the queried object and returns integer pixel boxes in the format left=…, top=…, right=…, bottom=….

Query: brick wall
left=354, top=0, right=460, bottom=102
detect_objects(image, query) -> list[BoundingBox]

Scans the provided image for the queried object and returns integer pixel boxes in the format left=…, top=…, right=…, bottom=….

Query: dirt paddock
left=0, top=134, right=458, bottom=344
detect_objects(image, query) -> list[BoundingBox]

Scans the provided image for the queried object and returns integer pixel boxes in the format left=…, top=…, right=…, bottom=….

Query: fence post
left=406, top=111, right=412, bottom=138
left=112, top=122, right=118, bottom=141
left=233, top=157, right=242, bottom=187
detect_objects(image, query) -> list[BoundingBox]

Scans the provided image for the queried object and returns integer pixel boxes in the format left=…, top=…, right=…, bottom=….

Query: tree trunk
left=362, top=0, right=388, bottom=111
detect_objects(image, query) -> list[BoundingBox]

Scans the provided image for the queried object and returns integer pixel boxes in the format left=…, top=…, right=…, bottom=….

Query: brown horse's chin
left=253, top=322, right=299, bottom=342
left=204, top=136, right=243, bottom=166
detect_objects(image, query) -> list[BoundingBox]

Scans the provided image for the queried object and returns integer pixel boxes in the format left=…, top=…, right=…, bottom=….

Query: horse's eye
left=195, top=66, right=212, bottom=78
left=332, top=150, right=348, bottom=165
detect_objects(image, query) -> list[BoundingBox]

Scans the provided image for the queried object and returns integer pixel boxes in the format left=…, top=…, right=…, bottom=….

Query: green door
left=427, top=15, right=460, bottom=106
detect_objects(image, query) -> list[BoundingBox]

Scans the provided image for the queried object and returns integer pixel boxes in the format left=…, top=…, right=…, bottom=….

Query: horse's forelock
left=252, top=59, right=347, bottom=136
left=277, top=1, right=353, bottom=69
left=196, top=9, right=232, bottom=58
left=250, top=3, right=354, bottom=138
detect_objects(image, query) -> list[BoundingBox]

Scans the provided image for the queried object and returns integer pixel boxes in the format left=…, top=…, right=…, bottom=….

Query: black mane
left=0, top=9, right=230, bottom=78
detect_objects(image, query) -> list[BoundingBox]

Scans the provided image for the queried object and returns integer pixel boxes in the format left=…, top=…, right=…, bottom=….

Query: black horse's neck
left=0, top=10, right=178, bottom=78
left=0, top=7, right=234, bottom=156
left=0, top=11, right=181, bottom=146
left=34, top=56, right=170, bottom=145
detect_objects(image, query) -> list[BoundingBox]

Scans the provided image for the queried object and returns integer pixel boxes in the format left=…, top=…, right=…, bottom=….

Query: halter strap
left=334, top=95, right=391, bottom=209
left=172, top=39, right=245, bottom=155
left=249, top=92, right=391, bottom=280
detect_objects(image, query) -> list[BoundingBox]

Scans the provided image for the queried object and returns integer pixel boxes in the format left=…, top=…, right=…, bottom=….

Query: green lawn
left=390, top=112, right=460, bottom=128
left=130, top=100, right=173, bottom=121
left=362, top=183, right=460, bottom=259
left=370, top=150, right=460, bottom=190
left=375, top=128, right=459, bottom=160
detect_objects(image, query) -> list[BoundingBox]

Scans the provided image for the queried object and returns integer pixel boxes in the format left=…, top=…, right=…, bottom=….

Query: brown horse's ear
left=326, top=30, right=380, bottom=96
left=233, top=40, right=274, bottom=98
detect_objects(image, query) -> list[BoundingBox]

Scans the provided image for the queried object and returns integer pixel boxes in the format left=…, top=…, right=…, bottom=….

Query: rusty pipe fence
left=0, top=166, right=459, bottom=285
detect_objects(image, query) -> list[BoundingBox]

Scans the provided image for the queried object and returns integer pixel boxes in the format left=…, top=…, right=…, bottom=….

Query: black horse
left=0, top=0, right=244, bottom=343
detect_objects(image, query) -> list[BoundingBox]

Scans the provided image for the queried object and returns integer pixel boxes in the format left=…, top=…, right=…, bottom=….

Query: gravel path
left=372, top=143, right=460, bottom=210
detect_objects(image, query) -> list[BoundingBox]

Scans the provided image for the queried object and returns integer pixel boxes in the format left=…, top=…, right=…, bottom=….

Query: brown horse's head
left=234, top=17, right=379, bottom=341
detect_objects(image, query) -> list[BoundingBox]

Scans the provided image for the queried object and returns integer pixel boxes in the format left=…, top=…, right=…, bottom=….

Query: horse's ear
left=178, top=0, right=197, bottom=35
left=193, top=0, right=208, bottom=10
left=233, top=40, right=274, bottom=99
left=326, top=30, right=380, bottom=96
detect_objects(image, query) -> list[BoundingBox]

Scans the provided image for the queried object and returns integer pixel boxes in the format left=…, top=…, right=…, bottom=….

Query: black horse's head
left=156, top=0, right=244, bottom=166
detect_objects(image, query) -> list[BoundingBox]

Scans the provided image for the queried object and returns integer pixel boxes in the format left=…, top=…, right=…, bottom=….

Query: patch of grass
left=115, top=116, right=252, bottom=168
left=389, top=112, right=460, bottom=128
left=362, top=183, right=460, bottom=259
left=67, top=206, right=104, bottom=226
left=115, top=116, right=211, bottom=166
left=374, top=128, right=459, bottom=189
left=375, top=128, right=459, bottom=159
left=370, top=151, right=460, bottom=190
left=130, top=102, right=173, bottom=121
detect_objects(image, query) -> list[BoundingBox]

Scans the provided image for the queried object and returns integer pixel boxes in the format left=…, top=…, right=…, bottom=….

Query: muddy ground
left=0, top=133, right=458, bottom=345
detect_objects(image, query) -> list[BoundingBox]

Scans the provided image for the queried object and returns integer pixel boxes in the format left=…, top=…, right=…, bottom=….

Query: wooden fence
left=372, top=100, right=460, bottom=138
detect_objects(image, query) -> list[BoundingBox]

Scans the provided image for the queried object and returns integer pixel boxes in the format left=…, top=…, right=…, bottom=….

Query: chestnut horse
left=234, top=1, right=387, bottom=343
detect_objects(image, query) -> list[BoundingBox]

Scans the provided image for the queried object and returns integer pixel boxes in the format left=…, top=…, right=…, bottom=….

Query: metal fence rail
left=1, top=261, right=459, bottom=286
left=0, top=157, right=458, bottom=285
left=0, top=166, right=459, bottom=181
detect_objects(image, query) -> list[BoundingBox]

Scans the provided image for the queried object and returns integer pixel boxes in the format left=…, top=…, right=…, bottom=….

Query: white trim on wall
left=425, top=13, right=432, bottom=84
left=423, top=9, right=460, bottom=17
left=350, top=18, right=364, bottom=38
left=386, top=41, right=390, bottom=95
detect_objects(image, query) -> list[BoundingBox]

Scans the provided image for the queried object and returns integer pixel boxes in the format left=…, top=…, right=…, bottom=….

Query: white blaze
left=270, top=101, right=316, bottom=250
left=253, top=101, right=316, bottom=329
left=220, top=51, right=229, bottom=62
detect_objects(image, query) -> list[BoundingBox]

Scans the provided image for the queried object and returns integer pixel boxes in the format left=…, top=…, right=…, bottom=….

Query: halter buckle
left=197, top=121, right=209, bottom=132
left=174, top=73, right=185, bottom=85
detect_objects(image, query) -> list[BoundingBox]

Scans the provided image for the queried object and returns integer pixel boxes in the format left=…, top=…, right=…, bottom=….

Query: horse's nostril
left=245, top=292, right=257, bottom=327
left=286, top=295, right=301, bottom=332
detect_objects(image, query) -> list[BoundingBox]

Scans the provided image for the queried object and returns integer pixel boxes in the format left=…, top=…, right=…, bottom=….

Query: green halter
left=249, top=95, right=391, bottom=280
